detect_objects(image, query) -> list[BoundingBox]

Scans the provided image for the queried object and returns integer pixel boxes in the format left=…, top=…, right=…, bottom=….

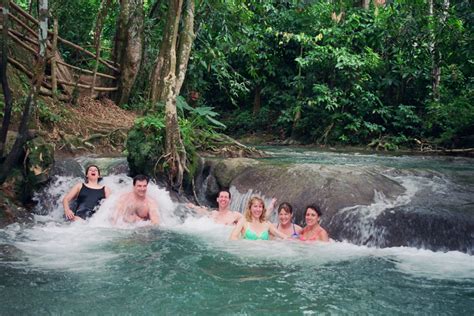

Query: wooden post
left=90, top=36, right=102, bottom=97
left=90, top=0, right=112, bottom=97
left=51, top=18, right=58, bottom=102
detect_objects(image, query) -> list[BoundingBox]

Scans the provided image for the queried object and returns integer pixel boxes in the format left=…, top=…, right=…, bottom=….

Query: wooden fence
left=2, top=1, right=120, bottom=101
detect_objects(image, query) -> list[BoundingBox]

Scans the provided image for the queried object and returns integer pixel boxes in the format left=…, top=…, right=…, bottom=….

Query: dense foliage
left=10, top=0, right=474, bottom=150
left=185, top=0, right=473, bottom=149
left=126, top=97, right=225, bottom=179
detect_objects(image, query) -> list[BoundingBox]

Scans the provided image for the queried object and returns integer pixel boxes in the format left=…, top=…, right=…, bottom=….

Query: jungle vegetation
left=1, top=0, right=473, bottom=189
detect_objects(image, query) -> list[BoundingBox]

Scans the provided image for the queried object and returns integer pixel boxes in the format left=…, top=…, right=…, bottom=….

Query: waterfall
left=196, top=149, right=474, bottom=254
left=31, top=156, right=188, bottom=225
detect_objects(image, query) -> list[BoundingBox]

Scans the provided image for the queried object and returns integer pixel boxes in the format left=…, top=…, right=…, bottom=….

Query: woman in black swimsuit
left=63, top=165, right=111, bottom=221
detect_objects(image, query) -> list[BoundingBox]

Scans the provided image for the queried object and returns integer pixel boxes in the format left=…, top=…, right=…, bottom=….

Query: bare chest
left=125, top=200, right=150, bottom=217
left=213, top=212, right=238, bottom=225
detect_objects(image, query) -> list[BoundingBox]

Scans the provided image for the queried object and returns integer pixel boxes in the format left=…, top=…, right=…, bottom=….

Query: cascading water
left=0, top=154, right=473, bottom=314
left=210, top=147, right=474, bottom=254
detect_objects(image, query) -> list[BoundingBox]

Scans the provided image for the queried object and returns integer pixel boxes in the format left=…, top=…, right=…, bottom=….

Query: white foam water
left=2, top=172, right=473, bottom=283
left=5, top=174, right=180, bottom=271
left=174, top=213, right=474, bottom=281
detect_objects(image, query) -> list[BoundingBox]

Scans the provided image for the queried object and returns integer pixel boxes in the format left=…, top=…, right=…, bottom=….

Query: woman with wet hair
left=299, top=205, right=329, bottom=242
left=275, top=202, right=303, bottom=238
left=267, top=200, right=303, bottom=238
left=230, top=196, right=287, bottom=240
left=63, top=164, right=111, bottom=221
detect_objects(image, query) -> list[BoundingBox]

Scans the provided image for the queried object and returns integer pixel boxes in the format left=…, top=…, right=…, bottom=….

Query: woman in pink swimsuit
left=299, top=205, right=329, bottom=242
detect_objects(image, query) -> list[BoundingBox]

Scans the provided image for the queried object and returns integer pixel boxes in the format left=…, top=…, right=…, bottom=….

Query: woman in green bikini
left=230, top=196, right=288, bottom=240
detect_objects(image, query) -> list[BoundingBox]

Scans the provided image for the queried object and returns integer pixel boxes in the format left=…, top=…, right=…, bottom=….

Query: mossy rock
left=0, top=190, right=33, bottom=228
left=212, top=158, right=260, bottom=188
left=25, top=136, right=55, bottom=187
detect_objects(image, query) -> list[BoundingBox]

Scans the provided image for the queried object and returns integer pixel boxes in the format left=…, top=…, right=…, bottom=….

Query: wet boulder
left=25, top=136, right=55, bottom=187
left=200, top=157, right=405, bottom=223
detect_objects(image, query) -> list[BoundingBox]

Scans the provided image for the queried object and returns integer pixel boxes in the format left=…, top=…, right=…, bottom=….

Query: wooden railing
left=3, top=1, right=120, bottom=100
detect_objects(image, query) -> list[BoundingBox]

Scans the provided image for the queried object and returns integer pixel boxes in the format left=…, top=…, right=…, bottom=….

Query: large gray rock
left=195, top=157, right=473, bottom=253
left=200, top=157, right=405, bottom=222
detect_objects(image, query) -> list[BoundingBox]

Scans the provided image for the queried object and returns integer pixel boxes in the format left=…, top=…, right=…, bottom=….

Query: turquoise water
left=258, top=146, right=474, bottom=173
left=1, top=224, right=473, bottom=314
left=1, top=154, right=473, bottom=314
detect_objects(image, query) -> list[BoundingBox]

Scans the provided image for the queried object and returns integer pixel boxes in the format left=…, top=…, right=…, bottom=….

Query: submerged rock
left=0, top=191, right=33, bottom=228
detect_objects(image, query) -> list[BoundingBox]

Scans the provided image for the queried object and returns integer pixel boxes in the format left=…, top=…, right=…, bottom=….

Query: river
left=0, top=150, right=472, bottom=314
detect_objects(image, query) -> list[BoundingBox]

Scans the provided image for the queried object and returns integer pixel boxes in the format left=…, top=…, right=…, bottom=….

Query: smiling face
left=250, top=200, right=264, bottom=220
left=244, top=197, right=266, bottom=222
left=133, top=179, right=148, bottom=198
left=305, top=208, right=320, bottom=227
left=278, top=208, right=292, bottom=226
left=216, top=191, right=230, bottom=209
left=85, top=165, right=100, bottom=181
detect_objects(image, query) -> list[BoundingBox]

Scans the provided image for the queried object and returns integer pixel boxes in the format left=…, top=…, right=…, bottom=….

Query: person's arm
left=229, top=218, right=245, bottom=240
left=319, top=228, right=329, bottom=242
left=104, top=186, right=112, bottom=198
left=112, top=194, right=128, bottom=224
left=294, top=224, right=303, bottom=234
left=187, top=203, right=210, bottom=216
left=233, top=211, right=242, bottom=224
left=268, top=222, right=288, bottom=240
left=63, top=183, right=82, bottom=220
left=265, top=198, right=277, bottom=219
left=148, top=198, right=160, bottom=225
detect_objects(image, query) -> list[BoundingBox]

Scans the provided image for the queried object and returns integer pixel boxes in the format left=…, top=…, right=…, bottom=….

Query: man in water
left=113, top=175, right=160, bottom=225
left=188, top=189, right=242, bottom=225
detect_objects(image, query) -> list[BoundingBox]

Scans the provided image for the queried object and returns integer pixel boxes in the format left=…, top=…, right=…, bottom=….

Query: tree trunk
left=291, top=106, right=301, bottom=139
left=291, top=45, right=304, bottom=139
left=252, top=85, right=261, bottom=115
left=0, top=0, right=48, bottom=185
left=90, top=0, right=112, bottom=97
left=430, top=0, right=450, bottom=101
left=113, top=0, right=129, bottom=67
left=175, top=0, right=195, bottom=95
left=162, top=0, right=186, bottom=190
left=0, top=0, right=13, bottom=158
left=149, top=1, right=183, bottom=105
left=147, top=0, right=198, bottom=189
left=361, top=0, right=370, bottom=9
left=116, top=0, right=144, bottom=106
left=51, top=18, right=58, bottom=103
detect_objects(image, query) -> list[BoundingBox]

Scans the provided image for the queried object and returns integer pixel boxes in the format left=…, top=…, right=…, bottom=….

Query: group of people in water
left=63, top=164, right=329, bottom=242
left=189, top=190, right=329, bottom=241
left=63, top=165, right=159, bottom=225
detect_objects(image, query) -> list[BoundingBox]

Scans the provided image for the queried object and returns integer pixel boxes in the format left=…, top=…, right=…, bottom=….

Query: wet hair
left=305, top=204, right=322, bottom=217
left=218, top=188, right=231, bottom=199
left=133, top=174, right=149, bottom=185
left=244, top=196, right=266, bottom=223
left=278, top=202, right=293, bottom=214
left=84, top=165, right=102, bottom=183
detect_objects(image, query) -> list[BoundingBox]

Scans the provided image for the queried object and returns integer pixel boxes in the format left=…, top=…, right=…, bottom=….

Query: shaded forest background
left=1, top=0, right=473, bottom=191
left=4, top=0, right=473, bottom=145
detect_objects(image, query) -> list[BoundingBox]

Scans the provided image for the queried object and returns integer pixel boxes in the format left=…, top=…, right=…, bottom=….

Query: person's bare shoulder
left=147, top=195, right=158, bottom=205
left=117, top=191, right=132, bottom=201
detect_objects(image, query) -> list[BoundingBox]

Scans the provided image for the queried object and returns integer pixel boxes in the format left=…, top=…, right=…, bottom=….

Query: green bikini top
left=243, top=225, right=270, bottom=240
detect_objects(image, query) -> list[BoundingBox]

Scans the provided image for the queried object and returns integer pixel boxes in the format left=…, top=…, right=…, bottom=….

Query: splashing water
left=0, top=156, right=473, bottom=314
